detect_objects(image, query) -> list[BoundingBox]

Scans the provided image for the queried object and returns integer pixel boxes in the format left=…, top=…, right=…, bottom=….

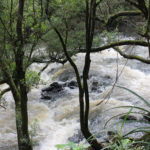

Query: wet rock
left=91, top=81, right=99, bottom=92
left=68, top=116, right=103, bottom=144
left=59, top=70, right=75, bottom=81
left=106, top=131, right=118, bottom=142
left=41, top=95, right=52, bottom=100
left=90, top=75, right=113, bottom=93
left=42, top=82, right=63, bottom=92
left=105, top=75, right=111, bottom=79
left=41, top=82, right=64, bottom=100
left=107, top=131, right=116, bottom=136
left=68, top=130, right=84, bottom=143
left=119, top=115, right=137, bottom=121
left=41, top=80, right=78, bottom=100
left=41, top=91, right=64, bottom=100
left=67, top=80, right=78, bottom=89
left=143, top=112, right=150, bottom=122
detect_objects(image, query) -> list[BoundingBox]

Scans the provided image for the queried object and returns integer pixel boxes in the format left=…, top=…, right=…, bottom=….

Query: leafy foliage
left=43, top=0, right=86, bottom=60
left=56, top=142, right=89, bottom=150
left=29, top=118, right=40, bottom=146
left=26, top=70, right=40, bottom=91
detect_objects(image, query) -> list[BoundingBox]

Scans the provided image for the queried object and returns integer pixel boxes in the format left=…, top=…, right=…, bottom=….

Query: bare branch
left=32, top=57, right=67, bottom=64
left=79, top=40, right=148, bottom=53
left=0, top=87, right=10, bottom=109
left=0, top=87, right=10, bottom=97
left=0, top=104, right=6, bottom=109
left=125, top=0, right=139, bottom=8
left=126, top=0, right=148, bottom=19
left=38, top=63, right=49, bottom=76
left=114, top=47, right=150, bottom=64
left=107, top=11, right=142, bottom=27
left=53, top=27, right=83, bottom=94
left=25, top=41, right=38, bottom=69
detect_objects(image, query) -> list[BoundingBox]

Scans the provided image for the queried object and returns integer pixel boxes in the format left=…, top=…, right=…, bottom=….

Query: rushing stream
left=1, top=45, right=150, bottom=150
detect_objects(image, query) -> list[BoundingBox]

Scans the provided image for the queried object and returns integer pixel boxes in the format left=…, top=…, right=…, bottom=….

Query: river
left=0, top=45, right=150, bottom=150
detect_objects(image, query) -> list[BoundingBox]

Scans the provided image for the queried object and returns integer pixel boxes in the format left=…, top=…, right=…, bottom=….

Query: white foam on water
left=1, top=46, right=150, bottom=149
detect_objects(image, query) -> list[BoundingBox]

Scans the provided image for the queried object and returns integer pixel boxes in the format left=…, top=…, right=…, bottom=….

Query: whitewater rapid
left=1, top=46, right=150, bottom=150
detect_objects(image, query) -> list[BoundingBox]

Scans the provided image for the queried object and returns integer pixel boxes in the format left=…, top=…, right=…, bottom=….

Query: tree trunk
left=14, top=67, right=33, bottom=150
left=81, top=127, right=103, bottom=150
left=53, top=1, right=103, bottom=149
left=79, top=1, right=103, bottom=149
left=15, top=98, right=32, bottom=150
left=0, top=59, right=33, bottom=150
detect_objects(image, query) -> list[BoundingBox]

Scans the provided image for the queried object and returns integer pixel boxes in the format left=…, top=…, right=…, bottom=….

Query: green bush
left=25, top=70, right=40, bottom=91
left=56, top=142, right=89, bottom=150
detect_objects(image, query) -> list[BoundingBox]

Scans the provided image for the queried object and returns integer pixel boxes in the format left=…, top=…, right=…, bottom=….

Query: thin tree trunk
left=53, top=1, right=103, bottom=148
left=81, top=1, right=103, bottom=149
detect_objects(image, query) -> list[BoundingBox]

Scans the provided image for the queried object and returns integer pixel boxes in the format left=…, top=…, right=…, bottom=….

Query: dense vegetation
left=0, top=0, right=150, bottom=150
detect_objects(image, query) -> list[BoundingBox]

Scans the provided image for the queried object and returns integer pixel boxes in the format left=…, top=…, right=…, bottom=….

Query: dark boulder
left=41, top=81, right=78, bottom=100
left=42, top=82, right=63, bottom=92
left=143, top=112, right=150, bottom=122
left=91, top=81, right=99, bottom=92
left=41, top=95, right=52, bottom=100
left=119, top=115, right=137, bottom=121
left=41, top=82, right=64, bottom=100
left=90, top=75, right=113, bottom=93
left=67, top=80, right=78, bottom=89
left=68, top=130, right=84, bottom=143
left=107, top=131, right=116, bottom=136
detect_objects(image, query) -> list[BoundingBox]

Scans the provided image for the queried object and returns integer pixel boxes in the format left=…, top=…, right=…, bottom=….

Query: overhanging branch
left=125, top=0, right=148, bottom=19
left=107, top=11, right=142, bottom=26
left=32, top=57, right=67, bottom=64
left=0, top=87, right=10, bottom=109
left=114, top=47, right=150, bottom=64
left=80, top=40, right=148, bottom=53
left=0, top=87, right=10, bottom=97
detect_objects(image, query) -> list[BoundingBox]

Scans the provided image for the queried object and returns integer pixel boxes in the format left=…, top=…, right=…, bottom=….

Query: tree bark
left=0, top=58, right=33, bottom=150
left=15, top=99, right=32, bottom=150
left=81, top=1, right=103, bottom=149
